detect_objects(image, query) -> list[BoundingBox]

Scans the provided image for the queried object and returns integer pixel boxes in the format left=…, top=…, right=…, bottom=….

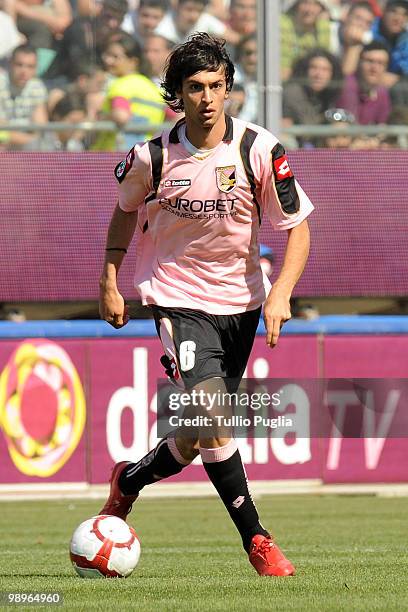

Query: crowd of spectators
left=0, top=0, right=407, bottom=150
left=281, top=0, right=408, bottom=147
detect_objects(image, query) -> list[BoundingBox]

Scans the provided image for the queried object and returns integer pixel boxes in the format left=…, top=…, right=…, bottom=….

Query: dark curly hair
left=292, top=48, right=344, bottom=106
left=161, top=32, right=235, bottom=113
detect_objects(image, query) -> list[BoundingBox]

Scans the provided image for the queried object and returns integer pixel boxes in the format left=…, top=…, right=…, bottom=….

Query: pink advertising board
left=0, top=334, right=407, bottom=486
left=321, top=336, right=408, bottom=483
left=0, top=340, right=87, bottom=483
left=1, top=152, right=408, bottom=301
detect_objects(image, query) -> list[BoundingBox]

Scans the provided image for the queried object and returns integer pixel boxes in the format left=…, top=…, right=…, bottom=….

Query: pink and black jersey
left=116, top=115, right=314, bottom=314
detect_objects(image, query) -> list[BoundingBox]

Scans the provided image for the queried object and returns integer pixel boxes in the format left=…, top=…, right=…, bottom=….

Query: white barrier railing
left=1, top=121, right=408, bottom=149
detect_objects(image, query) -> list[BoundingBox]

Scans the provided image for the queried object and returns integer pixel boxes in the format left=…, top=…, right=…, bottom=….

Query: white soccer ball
left=70, top=515, right=141, bottom=578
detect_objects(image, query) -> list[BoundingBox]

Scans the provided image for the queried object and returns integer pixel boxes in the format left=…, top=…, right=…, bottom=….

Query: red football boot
left=98, top=461, right=138, bottom=521
left=249, top=534, right=295, bottom=576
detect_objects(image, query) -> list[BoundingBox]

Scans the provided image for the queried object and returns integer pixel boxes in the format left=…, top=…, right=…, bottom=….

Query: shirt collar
left=168, top=114, right=234, bottom=144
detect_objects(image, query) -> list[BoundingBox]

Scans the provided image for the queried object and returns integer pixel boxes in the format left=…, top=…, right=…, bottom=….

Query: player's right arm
left=99, top=204, right=138, bottom=328
left=99, top=143, right=152, bottom=328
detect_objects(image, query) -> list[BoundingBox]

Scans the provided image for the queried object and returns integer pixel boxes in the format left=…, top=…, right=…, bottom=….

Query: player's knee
left=198, top=436, right=232, bottom=449
left=174, top=435, right=199, bottom=461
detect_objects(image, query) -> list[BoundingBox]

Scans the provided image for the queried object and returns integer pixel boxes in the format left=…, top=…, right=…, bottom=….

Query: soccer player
left=99, top=33, right=313, bottom=577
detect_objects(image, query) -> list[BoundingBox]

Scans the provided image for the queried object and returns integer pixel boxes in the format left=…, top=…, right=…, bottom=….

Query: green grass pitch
left=0, top=495, right=407, bottom=611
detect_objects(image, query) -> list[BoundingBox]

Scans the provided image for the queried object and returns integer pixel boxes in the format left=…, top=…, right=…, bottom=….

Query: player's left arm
left=264, top=220, right=310, bottom=348
left=257, top=138, right=314, bottom=348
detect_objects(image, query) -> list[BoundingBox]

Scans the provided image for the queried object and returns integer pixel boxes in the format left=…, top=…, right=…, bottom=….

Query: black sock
left=201, top=442, right=269, bottom=553
left=119, top=436, right=190, bottom=495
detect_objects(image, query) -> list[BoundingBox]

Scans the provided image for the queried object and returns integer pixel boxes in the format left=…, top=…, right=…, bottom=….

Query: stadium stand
left=0, top=0, right=406, bottom=151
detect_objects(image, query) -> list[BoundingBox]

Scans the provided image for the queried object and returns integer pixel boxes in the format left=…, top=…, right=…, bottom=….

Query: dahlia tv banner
left=86, top=337, right=322, bottom=483
left=0, top=335, right=407, bottom=485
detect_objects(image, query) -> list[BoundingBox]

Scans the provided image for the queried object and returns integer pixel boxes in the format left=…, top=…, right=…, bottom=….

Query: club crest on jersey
left=114, top=147, right=135, bottom=183
left=216, top=165, right=237, bottom=193
left=115, top=160, right=126, bottom=178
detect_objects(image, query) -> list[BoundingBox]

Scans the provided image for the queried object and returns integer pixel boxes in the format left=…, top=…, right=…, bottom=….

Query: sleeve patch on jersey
left=273, top=155, right=294, bottom=181
left=271, top=143, right=299, bottom=215
left=114, top=146, right=135, bottom=183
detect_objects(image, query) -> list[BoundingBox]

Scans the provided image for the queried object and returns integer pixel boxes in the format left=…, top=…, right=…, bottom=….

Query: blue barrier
left=0, top=315, right=408, bottom=339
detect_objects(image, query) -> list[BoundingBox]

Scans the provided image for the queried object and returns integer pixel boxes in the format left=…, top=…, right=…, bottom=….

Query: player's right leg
left=99, top=306, right=201, bottom=520
left=99, top=433, right=197, bottom=520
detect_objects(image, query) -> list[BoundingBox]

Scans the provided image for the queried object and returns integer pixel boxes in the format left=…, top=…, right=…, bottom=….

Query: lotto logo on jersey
left=164, top=179, right=191, bottom=187
left=216, top=165, right=237, bottom=193
left=273, top=156, right=293, bottom=181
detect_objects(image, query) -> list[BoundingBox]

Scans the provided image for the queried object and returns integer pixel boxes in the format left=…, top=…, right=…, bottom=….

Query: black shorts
left=151, top=305, right=261, bottom=392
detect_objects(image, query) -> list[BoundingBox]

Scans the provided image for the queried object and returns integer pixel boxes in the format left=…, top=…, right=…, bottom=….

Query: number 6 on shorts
left=179, top=340, right=196, bottom=371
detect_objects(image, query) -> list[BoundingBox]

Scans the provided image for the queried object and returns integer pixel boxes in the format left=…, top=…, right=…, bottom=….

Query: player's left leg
left=196, top=377, right=269, bottom=552
left=199, top=431, right=295, bottom=576
left=197, top=411, right=295, bottom=574
left=196, top=309, right=295, bottom=576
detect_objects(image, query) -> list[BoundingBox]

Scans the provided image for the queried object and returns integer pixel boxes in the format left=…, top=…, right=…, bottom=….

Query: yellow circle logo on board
left=0, top=340, right=86, bottom=477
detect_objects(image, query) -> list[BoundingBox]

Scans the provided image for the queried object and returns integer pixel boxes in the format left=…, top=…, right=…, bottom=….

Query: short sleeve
left=29, top=79, right=48, bottom=106
left=115, top=143, right=152, bottom=212
left=254, top=135, right=314, bottom=230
